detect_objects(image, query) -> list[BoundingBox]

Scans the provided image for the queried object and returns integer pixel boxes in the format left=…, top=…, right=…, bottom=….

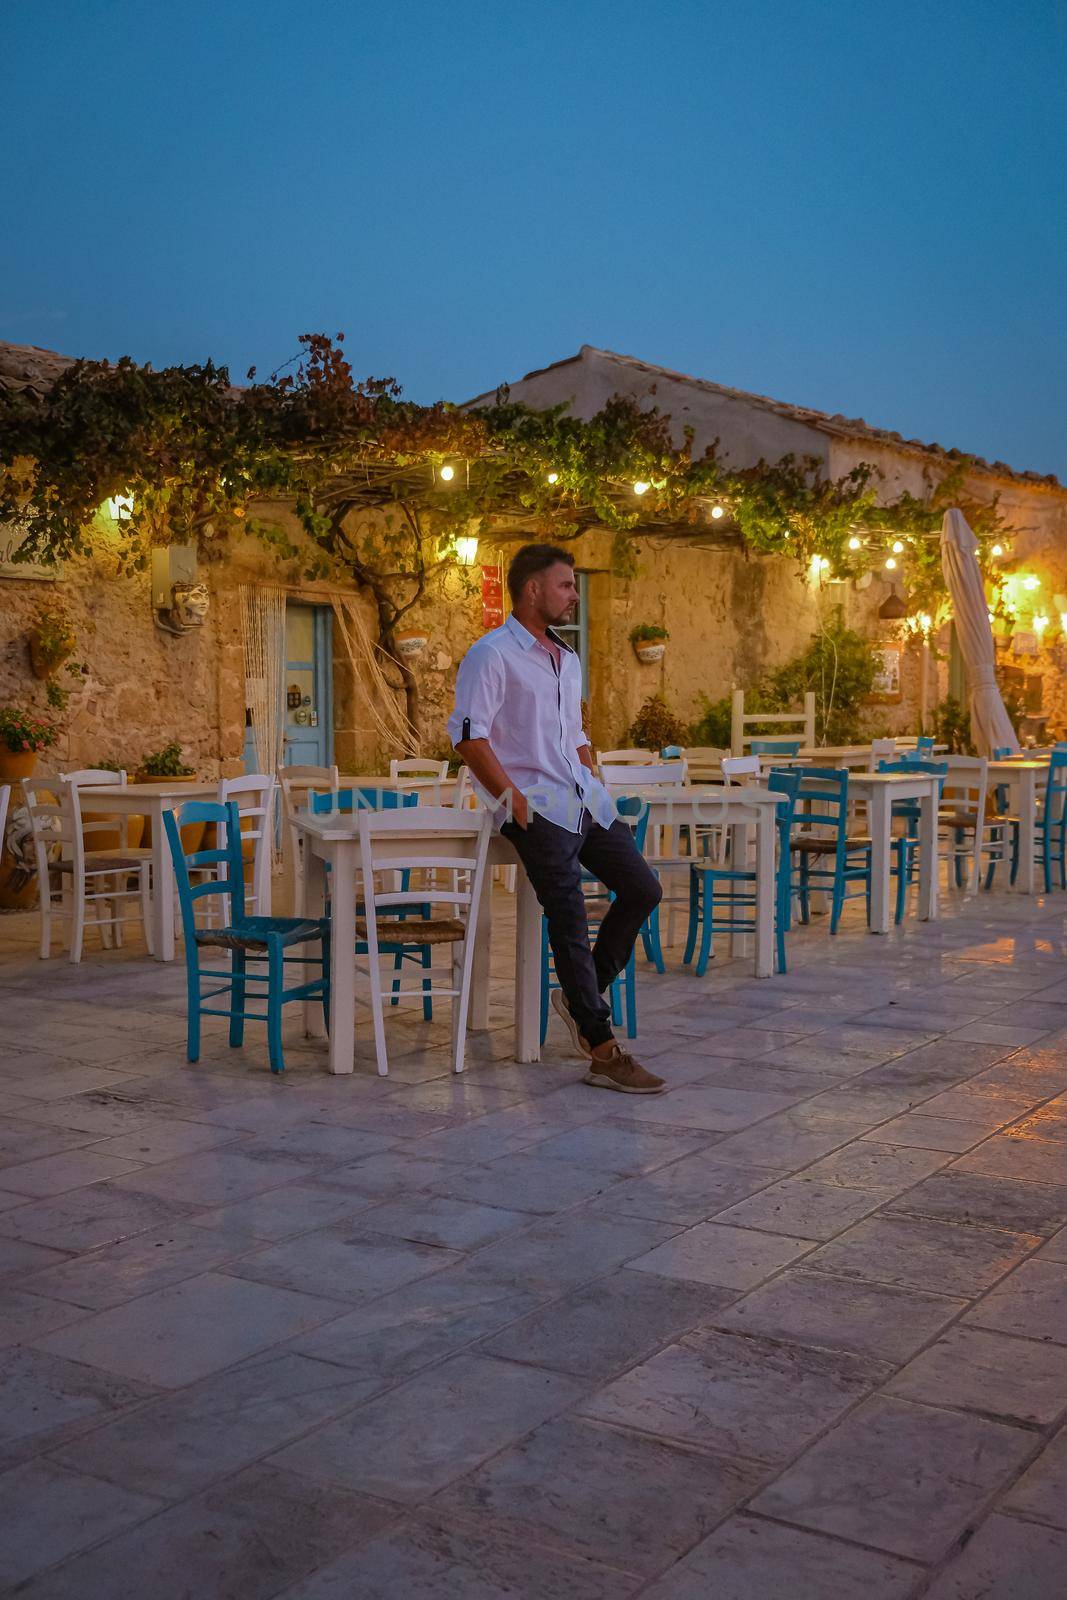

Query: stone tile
left=640, top=1514, right=919, bottom=1600
left=0, top=1235, right=71, bottom=1279
left=608, top=1083, right=802, bottom=1132
left=859, top=1113, right=995, bottom=1152
left=436, top=1415, right=763, bottom=1576
left=460, top=1209, right=676, bottom=1295
left=106, top=1146, right=315, bottom=1205
left=1002, top=1426, right=1067, bottom=1529
left=313, top=1151, right=469, bottom=1198
left=0, top=1458, right=161, bottom=1589
left=692, top=1118, right=857, bottom=1174
left=887, top=1324, right=1067, bottom=1425
left=233, top=1122, right=400, bottom=1167
left=955, top=1132, right=1067, bottom=1185
left=276, top=1512, right=636, bottom=1600
left=801, top=1141, right=955, bottom=1192
left=580, top=1327, right=887, bottom=1464
left=953, top=1019, right=1051, bottom=1046
left=1039, top=1223, right=1067, bottom=1262
left=922, top=1513, right=1067, bottom=1600
left=751, top=1394, right=1033, bottom=1561
left=713, top=1268, right=966, bottom=1363
left=917, top=1083, right=1043, bottom=1121
left=1011, top=1103, right=1067, bottom=1144
left=358, top=1194, right=530, bottom=1250
left=530, top=1122, right=714, bottom=1177
left=4, top=1063, right=147, bottom=1101
left=86, top=1117, right=247, bottom=1163
left=227, top=1226, right=462, bottom=1303
left=186, top=1182, right=379, bottom=1245
left=628, top=1221, right=814, bottom=1290
left=808, top=1213, right=1037, bottom=1297
left=594, top=1156, right=772, bottom=1225
left=31, top=1270, right=346, bottom=1387
left=964, top=1258, right=1067, bottom=1344
left=292, top=1268, right=544, bottom=1378
left=52, top=1352, right=384, bottom=1499
left=0, top=1346, right=155, bottom=1469
left=11, top=1461, right=395, bottom=1600
left=0, top=1290, right=90, bottom=1348
left=1, top=1147, right=146, bottom=1197
left=0, top=1119, right=96, bottom=1167
left=271, top=1352, right=585, bottom=1501
left=6, top=1094, right=171, bottom=1138
left=22, top=1219, right=255, bottom=1310
left=886, top=1169, right=1067, bottom=1236
left=426, top=1151, right=616, bottom=1214
left=0, top=1183, right=200, bottom=1252
left=715, top=1177, right=884, bottom=1240
left=482, top=1268, right=734, bottom=1378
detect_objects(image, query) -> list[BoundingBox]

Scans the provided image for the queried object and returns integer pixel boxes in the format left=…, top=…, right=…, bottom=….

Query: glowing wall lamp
left=106, top=493, right=134, bottom=521
left=453, top=536, right=479, bottom=566
left=438, top=463, right=456, bottom=482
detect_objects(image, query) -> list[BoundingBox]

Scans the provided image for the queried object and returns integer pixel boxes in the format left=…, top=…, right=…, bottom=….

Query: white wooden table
left=987, top=759, right=1048, bottom=894
left=609, top=783, right=784, bottom=979
left=295, top=811, right=540, bottom=1072
left=352, top=776, right=458, bottom=802
left=79, top=781, right=216, bottom=961
left=848, top=772, right=941, bottom=934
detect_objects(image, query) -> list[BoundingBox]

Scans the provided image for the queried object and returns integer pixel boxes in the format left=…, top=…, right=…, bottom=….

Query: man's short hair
left=506, top=543, right=575, bottom=604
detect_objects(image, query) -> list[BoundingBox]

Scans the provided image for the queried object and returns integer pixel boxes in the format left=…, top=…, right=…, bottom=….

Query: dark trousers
left=500, top=813, right=662, bottom=1048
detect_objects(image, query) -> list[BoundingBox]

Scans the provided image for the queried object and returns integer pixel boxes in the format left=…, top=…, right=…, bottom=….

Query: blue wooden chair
left=749, top=739, right=802, bottom=757
left=540, top=797, right=649, bottom=1043
left=310, top=787, right=433, bottom=1018
left=164, top=800, right=328, bottom=1074
left=914, top=735, right=936, bottom=756
left=684, top=769, right=801, bottom=976
left=1002, top=750, right=1067, bottom=891
left=876, top=758, right=948, bottom=921
left=785, top=768, right=872, bottom=932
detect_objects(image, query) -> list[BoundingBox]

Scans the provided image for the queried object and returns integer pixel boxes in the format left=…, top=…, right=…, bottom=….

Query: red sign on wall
left=481, top=563, right=504, bottom=632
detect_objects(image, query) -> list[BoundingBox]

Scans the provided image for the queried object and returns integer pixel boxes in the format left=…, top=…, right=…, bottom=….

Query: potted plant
left=28, top=603, right=77, bottom=680
left=630, top=623, right=669, bottom=664
left=626, top=694, right=687, bottom=751
left=394, top=629, right=429, bottom=658
left=137, top=741, right=201, bottom=850
left=0, top=706, right=58, bottom=782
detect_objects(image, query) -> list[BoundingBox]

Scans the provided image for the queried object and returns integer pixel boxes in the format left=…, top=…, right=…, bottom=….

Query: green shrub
left=626, top=694, right=687, bottom=751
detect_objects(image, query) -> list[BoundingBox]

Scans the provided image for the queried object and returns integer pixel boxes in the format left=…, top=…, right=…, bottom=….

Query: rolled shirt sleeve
left=447, top=640, right=505, bottom=748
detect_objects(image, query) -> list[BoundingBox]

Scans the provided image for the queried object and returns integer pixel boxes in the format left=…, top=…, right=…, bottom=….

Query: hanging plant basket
left=633, top=640, right=666, bottom=664
left=394, top=630, right=429, bottom=659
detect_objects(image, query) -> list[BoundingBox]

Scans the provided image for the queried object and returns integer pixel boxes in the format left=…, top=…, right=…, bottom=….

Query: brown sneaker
left=583, top=1045, right=666, bottom=1094
left=550, top=989, right=593, bottom=1059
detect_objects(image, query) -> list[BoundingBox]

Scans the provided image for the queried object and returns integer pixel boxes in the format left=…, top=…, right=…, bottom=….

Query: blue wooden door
left=244, top=603, right=333, bottom=772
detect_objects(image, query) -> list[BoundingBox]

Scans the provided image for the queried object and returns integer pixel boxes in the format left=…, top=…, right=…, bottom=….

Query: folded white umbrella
left=939, top=508, right=1019, bottom=756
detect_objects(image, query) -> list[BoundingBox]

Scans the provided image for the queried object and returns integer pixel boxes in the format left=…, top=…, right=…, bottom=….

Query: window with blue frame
left=553, top=571, right=589, bottom=696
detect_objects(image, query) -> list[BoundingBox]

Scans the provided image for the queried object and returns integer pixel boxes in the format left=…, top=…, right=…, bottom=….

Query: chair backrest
left=355, top=807, right=493, bottom=943
left=941, top=755, right=988, bottom=820
left=597, top=748, right=654, bottom=767
left=868, top=738, right=897, bottom=770
left=388, top=758, right=449, bottom=784
left=659, top=745, right=685, bottom=760
left=614, top=792, right=652, bottom=852
left=914, top=735, right=936, bottom=755
left=878, top=758, right=949, bottom=805
left=731, top=688, right=816, bottom=755
left=219, top=774, right=276, bottom=832
left=164, top=800, right=245, bottom=944
left=792, top=767, right=850, bottom=837
left=601, top=759, right=687, bottom=788
left=749, top=739, right=801, bottom=757
left=22, top=779, right=73, bottom=884
left=60, top=769, right=132, bottom=852
left=1045, top=750, right=1067, bottom=825
left=310, top=786, right=419, bottom=815
left=452, top=765, right=476, bottom=810
left=721, top=755, right=761, bottom=784
left=277, top=764, right=339, bottom=828
left=766, top=768, right=803, bottom=833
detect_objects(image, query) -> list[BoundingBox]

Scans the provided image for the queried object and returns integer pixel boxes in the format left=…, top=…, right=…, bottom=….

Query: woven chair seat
left=792, top=834, right=871, bottom=854
left=58, top=851, right=151, bottom=872
left=939, top=810, right=980, bottom=828
left=196, top=916, right=325, bottom=952
left=356, top=916, right=466, bottom=946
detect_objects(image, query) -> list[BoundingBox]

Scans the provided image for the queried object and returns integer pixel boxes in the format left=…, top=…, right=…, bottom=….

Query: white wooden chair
left=353, top=807, right=493, bottom=1076
left=721, top=755, right=762, bottom=783
left=389, top=758, right=449, bottom=789
left=218, top=774, right=276, bottom=917
left=602, top=760, right=692, bottom=946
left=277, top=763, right=339, bottom=912
left=731, top=688, right=816, bottom=756
left=868, top=738, right=898, bottom=770
left=938, top=755, right=992, bottom=895
left=597, top=748, right=655, bottom=771
left=0, top=786, right=9, bottom=866
left=600, top=759, right=688, bottom=789
left=451, top=764, right=476, bottom=810
left=25, top=770, right=153, bottom=962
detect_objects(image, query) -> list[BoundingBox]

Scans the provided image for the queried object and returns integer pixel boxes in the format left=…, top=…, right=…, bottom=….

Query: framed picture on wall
left=866, top=645, right=902, bottom=704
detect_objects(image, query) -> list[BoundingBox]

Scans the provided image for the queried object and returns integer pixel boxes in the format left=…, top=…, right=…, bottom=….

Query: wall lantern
left=437, top=463, right=456, bottom=483
left=106, top=493, right=134, bottom=521
left=878, top=590, right=909, bottom=621
left=546, top=471, right=559, bottom=485
left=453, top=536, right=479, bottom=566
left=710, top=504, right=725, bottom=519
left=632, top=480, right=650, bottom=496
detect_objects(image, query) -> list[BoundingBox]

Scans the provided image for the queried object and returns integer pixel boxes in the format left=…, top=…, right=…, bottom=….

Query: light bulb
left=848, top=535, right=861, bottom=551
left=633, top=480, right=650, bottom=496
left=438, top=464, right=455, bottom=482
left=546, top=471, right=559, bottom=484
left=892, top=539, right=905, bottom=554
left=710, top=504, right=725, bottom=519
left=885, top=557, right=898, bottom=571
left=1035, top=614, right=1049, bottom=633
left=991, top=543, right=1004, bottom=557
left=1023, top=575, right=1040, bottom=591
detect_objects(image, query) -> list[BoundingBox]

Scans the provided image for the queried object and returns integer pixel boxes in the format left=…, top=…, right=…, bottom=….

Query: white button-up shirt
left=447, top=613, right=617, bottom=833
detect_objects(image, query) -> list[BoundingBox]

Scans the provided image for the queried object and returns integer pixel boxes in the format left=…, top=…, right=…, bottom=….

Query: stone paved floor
left=1, top=886, right=1067, bottom=1598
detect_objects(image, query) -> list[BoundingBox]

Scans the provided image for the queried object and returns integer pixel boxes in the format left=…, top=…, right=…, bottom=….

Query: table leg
left=1015, top=771, right=1036, bottom=894
left=470, top=848, right=494, bottom=1031
left=868, top=785, right=891, bottom=934
left=514, top=868, right=541, bottom=1062
left=918, top=781, right=939, bottom=921
left=753, top=808, right=774, bottom=977
left=729, top=821, right=752, bottom=957
left=151, top=802, right=175, bottom=962
left=302, top=843, right=328, bottom=1041
left=327, top=839, right=356, bottom=1073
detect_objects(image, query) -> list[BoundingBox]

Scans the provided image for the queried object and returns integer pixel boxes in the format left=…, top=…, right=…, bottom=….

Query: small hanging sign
left=482, top=563, right=504, bottom=631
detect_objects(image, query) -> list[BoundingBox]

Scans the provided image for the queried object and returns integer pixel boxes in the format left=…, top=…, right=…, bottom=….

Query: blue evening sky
left=3, top=0, right=1065, bottom=476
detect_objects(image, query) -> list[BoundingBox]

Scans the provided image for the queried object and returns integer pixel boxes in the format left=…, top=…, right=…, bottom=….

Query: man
left=448, top=543, right=666, bottom=1094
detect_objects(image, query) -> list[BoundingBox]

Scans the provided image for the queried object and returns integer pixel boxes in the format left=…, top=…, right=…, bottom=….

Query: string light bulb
left=710, top=504, right=725, bottom=519
left=991, top=543, right=1004, bottom=557
left=438, top=464, right=455, bottom=482
left=546, top=471, right=559, bottom=484
left=885, top=556, right=898, bottom=571
left=848, top=535, right=862, bottom=551
left=1034, top=613, right=1049, bottom=633
left=892, top=539, right=905, bottom=554
left=1023, top=575, right=1041, bottom=591
left=633, top=480, right=650, bottom=496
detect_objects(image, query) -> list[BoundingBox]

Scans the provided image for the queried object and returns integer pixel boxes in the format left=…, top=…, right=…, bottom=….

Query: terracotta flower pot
left=633, top=641, right=666, bottom=664
left=0, top=747, right=39, bottom=783
left=394, top=631, right=429, bottom=658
